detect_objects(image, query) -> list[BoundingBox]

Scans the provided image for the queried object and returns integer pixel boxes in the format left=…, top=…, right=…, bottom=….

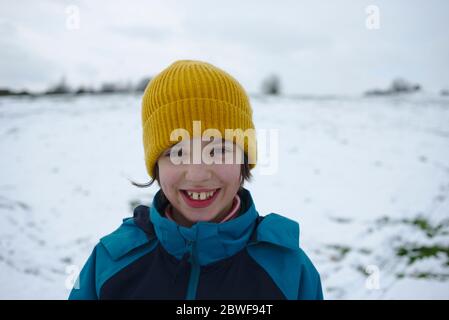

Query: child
left=69, top=60, right=323, bottom=300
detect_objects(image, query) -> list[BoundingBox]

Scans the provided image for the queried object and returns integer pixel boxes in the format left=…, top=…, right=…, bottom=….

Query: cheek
left=215, top=164, right=241, bottom=187
left=158, top=161, right=180, bottom=193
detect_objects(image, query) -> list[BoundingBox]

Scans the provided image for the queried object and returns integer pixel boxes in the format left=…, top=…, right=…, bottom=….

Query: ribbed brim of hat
left=143, top=98, right=257, bottom=177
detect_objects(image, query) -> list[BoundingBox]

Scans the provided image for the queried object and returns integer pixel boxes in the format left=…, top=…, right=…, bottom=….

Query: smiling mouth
left=180, top=188, right=220, bottom=201
left=179, top=188, right=221, bottom=208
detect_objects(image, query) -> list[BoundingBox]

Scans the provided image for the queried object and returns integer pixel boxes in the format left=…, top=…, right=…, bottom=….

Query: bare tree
left=261, top=74, right=281, bottom=95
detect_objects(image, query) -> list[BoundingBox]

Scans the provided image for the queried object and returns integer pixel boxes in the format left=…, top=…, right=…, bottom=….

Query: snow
left=1, top=93, right=448, bottom=299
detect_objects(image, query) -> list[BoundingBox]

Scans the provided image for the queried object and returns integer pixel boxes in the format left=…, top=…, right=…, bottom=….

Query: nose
left=184, top=163, right=212, bottom=183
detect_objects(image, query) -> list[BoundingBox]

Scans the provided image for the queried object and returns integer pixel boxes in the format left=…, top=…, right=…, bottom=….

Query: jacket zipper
left=185, top=240, right=200, bottom=300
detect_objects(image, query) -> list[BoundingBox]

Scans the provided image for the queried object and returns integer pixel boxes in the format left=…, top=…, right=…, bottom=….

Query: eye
left=210, top=146, right=228, bottom=157
left=165, top=148, right=183, bottom=157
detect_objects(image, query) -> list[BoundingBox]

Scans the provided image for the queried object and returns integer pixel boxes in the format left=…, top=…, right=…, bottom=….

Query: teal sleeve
left=297, top=257, right=324, bottom=300
left=68, top=246, right=98, bottom=300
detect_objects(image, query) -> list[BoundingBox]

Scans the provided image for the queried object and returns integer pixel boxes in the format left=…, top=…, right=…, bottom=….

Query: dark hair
left=129, top=152, right=253, bottom=188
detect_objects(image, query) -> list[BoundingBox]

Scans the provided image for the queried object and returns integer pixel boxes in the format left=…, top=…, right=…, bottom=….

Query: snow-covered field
left=1, top=93, right=448, bottom=299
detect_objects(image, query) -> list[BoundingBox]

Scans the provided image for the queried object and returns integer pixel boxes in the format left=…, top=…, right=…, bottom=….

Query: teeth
left=186, top=190, right=216, bottom=201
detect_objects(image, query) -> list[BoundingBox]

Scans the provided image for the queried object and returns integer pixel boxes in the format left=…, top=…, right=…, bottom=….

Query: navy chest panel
left=100, top=243, right=286, bottom=300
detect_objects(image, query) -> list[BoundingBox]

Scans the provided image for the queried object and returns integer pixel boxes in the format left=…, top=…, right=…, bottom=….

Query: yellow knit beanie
left=141, top=60, right=257, bottom=178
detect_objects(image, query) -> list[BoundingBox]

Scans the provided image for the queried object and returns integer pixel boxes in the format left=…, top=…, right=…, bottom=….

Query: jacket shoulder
left=69, top=207, right=158, bottom=299
left=99, top=217, right=150, bottom=261
left=254, top=213, right=300, bottom=250
left=247, top=213, right=323, bottom=300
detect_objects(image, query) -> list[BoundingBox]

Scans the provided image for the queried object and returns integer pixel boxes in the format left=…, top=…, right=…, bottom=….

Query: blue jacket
left=69, top=188, right=323, bottom=300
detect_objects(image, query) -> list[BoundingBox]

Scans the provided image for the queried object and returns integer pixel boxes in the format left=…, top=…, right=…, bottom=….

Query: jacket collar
left=150, top=188, right=259, bottom=266
left=100, top=188, right=301, bottom=264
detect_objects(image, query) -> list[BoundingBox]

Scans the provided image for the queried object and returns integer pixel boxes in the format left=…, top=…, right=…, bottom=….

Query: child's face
left=157, top=138, right=243, bottom=226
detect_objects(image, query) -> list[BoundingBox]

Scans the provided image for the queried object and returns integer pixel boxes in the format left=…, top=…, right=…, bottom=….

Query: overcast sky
left=1, top=0, right=448, bottom=95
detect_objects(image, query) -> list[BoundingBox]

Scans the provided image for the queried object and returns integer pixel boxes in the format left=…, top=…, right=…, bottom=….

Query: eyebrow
left=172, top=138, right=231, bottom=147
left=165, top=139, right=235, bottom=152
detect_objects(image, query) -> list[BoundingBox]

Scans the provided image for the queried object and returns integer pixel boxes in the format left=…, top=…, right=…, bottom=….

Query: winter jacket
left=68, top=188, right=323, bottom=300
